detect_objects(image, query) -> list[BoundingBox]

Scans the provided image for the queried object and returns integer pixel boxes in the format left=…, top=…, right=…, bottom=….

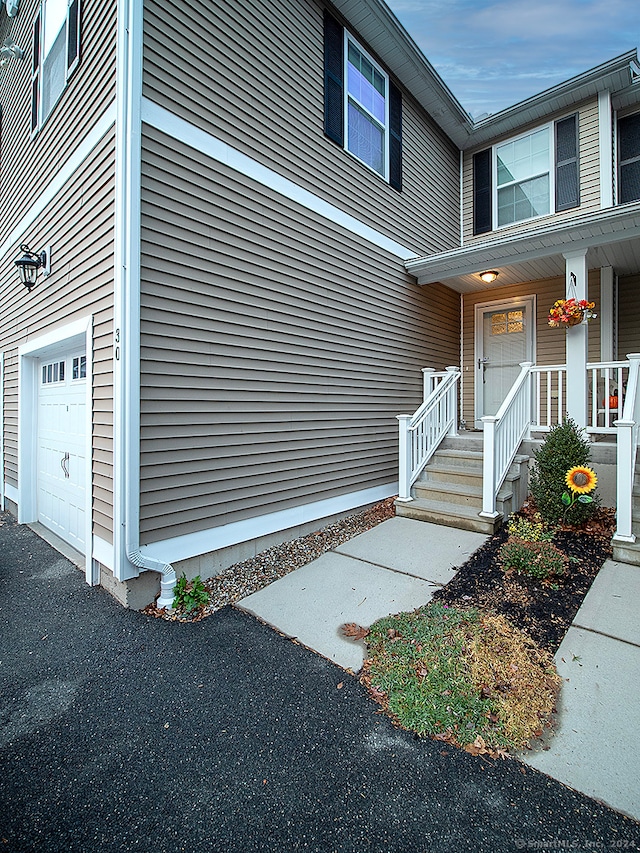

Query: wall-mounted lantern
left=15, top=244, right=51, bottom=292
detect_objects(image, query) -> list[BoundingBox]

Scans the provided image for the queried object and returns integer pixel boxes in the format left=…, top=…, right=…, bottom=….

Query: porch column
left=600, top=266, right=614, bottom=362
left=563, top=250, right=589, bottom=428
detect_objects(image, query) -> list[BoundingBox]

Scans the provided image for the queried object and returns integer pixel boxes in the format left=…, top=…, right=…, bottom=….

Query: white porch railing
left=397, top=367, right=460, bottom=501
left=614, top=354, right=640, bottom=543
left=531, top=361, right=629, bottom=434
left=481, top=362, right=532, bottom=519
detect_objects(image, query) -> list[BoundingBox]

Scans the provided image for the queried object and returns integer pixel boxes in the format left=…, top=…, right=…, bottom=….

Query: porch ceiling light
left=15, top=244, right=50, bottom=292
left=479, top=270, right=499, bottom=284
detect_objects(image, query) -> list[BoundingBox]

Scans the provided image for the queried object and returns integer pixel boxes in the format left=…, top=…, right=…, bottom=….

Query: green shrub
left=506, top=514, right=553, bottom=543
left=528, top=418, right=599, bottom=525
left=499, top=538, right=568, bottom=580
left=173, top=573, right=209, bottom=613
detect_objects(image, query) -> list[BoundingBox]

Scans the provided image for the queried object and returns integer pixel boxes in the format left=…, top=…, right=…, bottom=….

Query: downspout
left=115, top=0, right=175, bottom=608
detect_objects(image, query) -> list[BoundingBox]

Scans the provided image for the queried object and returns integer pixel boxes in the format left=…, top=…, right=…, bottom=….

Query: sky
left=384, top=0, right=640, bottom=118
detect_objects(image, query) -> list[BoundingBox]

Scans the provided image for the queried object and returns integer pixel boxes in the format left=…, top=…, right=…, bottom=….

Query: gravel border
left=145, top=497, right=396, bottom=621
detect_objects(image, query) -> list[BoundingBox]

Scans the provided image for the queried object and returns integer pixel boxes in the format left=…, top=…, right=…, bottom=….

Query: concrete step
left=440, top=434, right=485, bottom=453
left=427, top=448, right=484, bottom=470
left=418, top=462, right=483, bottom=488
left=612, top=540, right=640, bottom=567
left=413, top=479, right=483, bottom=508
left=394, top=497, right=501, bottom=535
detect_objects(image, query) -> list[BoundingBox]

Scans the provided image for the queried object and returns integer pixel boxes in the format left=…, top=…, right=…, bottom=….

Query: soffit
left=406, top=203, right=640, bottom=292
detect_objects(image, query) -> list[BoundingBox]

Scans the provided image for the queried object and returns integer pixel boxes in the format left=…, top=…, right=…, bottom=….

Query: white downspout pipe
left=115, top=0, right=175, bottom=608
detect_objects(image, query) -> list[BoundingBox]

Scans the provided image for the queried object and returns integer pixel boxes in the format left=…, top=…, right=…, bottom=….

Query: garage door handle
left=61, top=452, right=70, bottom=479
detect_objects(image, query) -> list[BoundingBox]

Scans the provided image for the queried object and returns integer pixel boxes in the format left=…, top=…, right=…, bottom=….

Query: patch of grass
left=360, top=601, right=560, bottom=754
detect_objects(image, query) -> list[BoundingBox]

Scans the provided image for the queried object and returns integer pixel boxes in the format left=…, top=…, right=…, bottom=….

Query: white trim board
left=0, top=103, right=116, bottom=260
left=141, top=482, right=397, bottom=566
left=140, top=98, right=418, bottom=262
left=4, top=482, right=18, bottom=504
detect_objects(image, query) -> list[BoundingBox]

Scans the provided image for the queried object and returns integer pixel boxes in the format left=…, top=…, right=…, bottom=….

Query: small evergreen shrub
left=499, top=538, right=568, bottom=580
left=528, top=418, right=599, bottom=525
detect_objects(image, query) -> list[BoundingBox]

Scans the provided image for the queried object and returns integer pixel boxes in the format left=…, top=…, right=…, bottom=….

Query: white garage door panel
left=37, top=356, right=87, bottom=552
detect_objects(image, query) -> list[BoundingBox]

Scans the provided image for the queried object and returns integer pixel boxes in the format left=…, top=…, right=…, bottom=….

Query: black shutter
left=31, top=10, right=40, bottom=134
left=323, top=11, right=343, bottom=146
left=618, top=113, right=640, bottom=204
left=555, top=114, right=579, bottom=211
left=473, top=149, right=492, bottom=235
left=67, top=0, right=80, bottom=75
left=389, top=81, right=402, bottom=191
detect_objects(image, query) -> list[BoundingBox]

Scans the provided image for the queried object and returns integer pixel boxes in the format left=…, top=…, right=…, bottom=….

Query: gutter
left=115, top=0, right=175, bottom=608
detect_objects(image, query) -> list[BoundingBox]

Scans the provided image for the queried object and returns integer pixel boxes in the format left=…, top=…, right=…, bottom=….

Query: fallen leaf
left=342, top=623, right=369, bottom=641
left=337, top=682, right=344, bottom=690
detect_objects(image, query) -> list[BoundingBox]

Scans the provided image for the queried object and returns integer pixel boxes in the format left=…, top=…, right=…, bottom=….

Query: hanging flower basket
left=548, top=298, right=596, bottom=328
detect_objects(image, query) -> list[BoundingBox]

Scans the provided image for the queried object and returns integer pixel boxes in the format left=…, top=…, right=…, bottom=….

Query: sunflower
left=565, top=466, right=597, bottom=494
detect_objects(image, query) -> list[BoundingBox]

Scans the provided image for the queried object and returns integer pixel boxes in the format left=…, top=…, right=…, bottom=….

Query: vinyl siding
left=142, top=0, right=460, bottom=257
left=461, top=271, right=601, bottom=426
left=139, top=127, right=460, bottom=543
left=0, top=131, right=115, bottom=544
left=0, top=0, right=117, bottom=247
left=618, top=274, right=640, bottom=358
left=462, top=100, right=601, bottom=244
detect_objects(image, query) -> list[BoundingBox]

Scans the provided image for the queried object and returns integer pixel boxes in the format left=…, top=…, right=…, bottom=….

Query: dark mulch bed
left=431, top=507, right=616, bottom=654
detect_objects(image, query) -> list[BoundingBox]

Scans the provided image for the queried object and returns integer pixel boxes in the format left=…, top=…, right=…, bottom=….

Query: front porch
left=396, top=354, right=640, bottom=562
left=397, top=224, right=640, bottom=563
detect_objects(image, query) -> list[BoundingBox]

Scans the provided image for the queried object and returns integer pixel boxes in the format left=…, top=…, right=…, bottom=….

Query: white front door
left=474, top=296, right=535, bottom=427
left=37, top=353, right=87, bottom=552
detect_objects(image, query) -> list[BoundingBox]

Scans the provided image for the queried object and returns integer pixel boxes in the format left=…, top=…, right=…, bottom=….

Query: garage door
left=37, top=352, right=87, bottom=552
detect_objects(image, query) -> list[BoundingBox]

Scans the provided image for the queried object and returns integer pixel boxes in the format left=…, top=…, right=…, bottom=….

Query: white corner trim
left=0, top=103, right=117, bottom=261
left=4, top=482, right=18, bottom=504
left=598, top=91, right=614, bottom=209
left=140, top=98, right=418, bottom=262
left=140, top=482, right=398, bottom=565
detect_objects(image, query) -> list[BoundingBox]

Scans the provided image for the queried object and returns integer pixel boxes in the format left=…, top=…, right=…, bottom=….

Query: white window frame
left=343, top=31, right=390, bottom=180
left=493, top=123, right=555, bottom=229
left=31, top=0, right=81, bottom=134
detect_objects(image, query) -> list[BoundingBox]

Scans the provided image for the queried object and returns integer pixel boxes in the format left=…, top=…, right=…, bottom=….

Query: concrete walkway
left=2, top=513, right=639, bottom=851
left=238, top=517, right=640, bottom=822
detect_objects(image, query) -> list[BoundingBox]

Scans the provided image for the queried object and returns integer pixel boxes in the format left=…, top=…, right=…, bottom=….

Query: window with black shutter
left=31, top=0, right=82, bottom=133
left=474, top=114, right=582, bottom=232
left=618, top=113, right=640, bottom=205
left=323, top=11, right=402, bottom=189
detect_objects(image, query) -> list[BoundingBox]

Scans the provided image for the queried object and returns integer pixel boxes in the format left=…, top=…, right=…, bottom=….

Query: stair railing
left=480, top=362, right=533, bottom=519
left=397, top=367, right=460, bottom=501
left=613, top=353, right=640, bottom=543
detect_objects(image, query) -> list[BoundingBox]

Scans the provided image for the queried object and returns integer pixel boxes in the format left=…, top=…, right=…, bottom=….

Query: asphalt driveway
left=1, top=514, right=638, bottom=853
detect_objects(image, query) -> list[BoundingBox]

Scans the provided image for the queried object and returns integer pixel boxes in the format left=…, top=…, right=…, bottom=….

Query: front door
left=474, top=296, right=535, bottom=427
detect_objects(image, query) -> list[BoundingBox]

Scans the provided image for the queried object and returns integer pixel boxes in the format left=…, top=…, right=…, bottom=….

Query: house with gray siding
left=1, top=0, right=639, bottom=609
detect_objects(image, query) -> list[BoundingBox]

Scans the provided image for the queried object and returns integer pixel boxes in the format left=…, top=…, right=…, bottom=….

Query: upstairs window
left=473, top=114, right=579, bottom=234
left=31, top=0, right=81, bottom=133
left=496, top=127, right=551, bottom=227
left=618, top=113, right=640, bottom=205
left=323, top=10, right=402, bottom=190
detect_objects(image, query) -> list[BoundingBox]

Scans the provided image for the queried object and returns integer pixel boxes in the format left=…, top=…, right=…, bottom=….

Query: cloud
left=385, top=0, right=639, bottom=115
